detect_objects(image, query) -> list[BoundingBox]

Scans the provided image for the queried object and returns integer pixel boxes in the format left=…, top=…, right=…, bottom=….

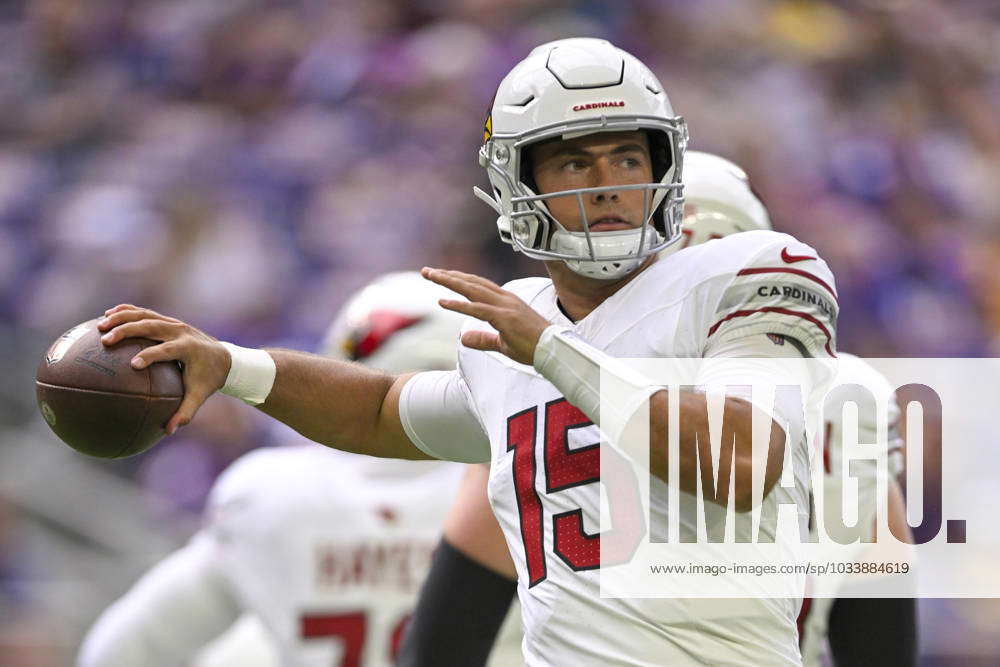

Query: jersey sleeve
left=399, top=370, right=491, bottom=464
left=78, top=452, right=280, bottom=667
left=205, top=449, right=273, bottom=509
left=202, top=448, right=282, bottom=542
left=77, top=536, right=241, bottom=667
left=699, top=333, right=813, bottom=436
left=705, top=238, right=839, bottom=358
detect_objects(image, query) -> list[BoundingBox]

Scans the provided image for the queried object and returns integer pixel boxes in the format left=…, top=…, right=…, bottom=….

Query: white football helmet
left=660, top=150, right=772, bottom=257
left=319, top=271, right=467, bottom=476
left=475, top=38, right=687, bottom=280
left=320, top=271, right=466, bottom=374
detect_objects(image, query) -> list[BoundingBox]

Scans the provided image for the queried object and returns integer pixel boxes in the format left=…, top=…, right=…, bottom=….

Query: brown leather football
left=35, top=319, right=184, bottom=458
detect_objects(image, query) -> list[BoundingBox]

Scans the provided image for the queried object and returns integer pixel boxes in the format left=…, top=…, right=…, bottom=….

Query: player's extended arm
left=77, top=537, right=242, bottom=667
left=397, top=465, right=518, bottom=667
left=826, top=479, right=917, bottom=666
left=258, top=349, right=421, bottom=459
left=421, top=269, right=787, bottom=511
left=650, top=384, right=785, bottom=513
left=97, top=306, right=424, bottom=460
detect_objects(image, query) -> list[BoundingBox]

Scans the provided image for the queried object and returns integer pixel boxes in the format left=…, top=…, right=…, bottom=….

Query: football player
left=399, top=151, right=917, bottom=666
left=78, top=272, right=521, bottom=667
left=98, top=38, right=839, bottom=664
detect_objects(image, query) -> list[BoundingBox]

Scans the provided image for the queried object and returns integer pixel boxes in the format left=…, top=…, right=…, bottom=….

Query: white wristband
left=219, top=342, right=276, bottom=406
left=532, top=325, right=657, bottom=436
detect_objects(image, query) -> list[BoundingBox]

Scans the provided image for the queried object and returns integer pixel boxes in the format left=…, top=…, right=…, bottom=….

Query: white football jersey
left=194, top=615, right=281, bottom=667
left=201, top=445, right=467, bottom=667
left=455, top=230, right=838, bottom=666
left=798, top=353, right=905, bottom=666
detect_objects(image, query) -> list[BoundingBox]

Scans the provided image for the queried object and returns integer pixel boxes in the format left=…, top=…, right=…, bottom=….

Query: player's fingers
left=430, top=268, right=503, bottom=293
left=101, top=305, right=161, bottom=322
left=438, top=299, right=497, bottom=322
left=98, top=307, right=178, bottom=332
left=165, top=384, right=212, bottom=435
left=97, top=308, right=142, bottom=331
left=421, top=268, right=485, bottom=298
left=129, top=340, right=183, bottom=370
left=104, top=304, right=136, bottom=316
left=421, top=268, right=501, bottom=303
left=100, top=318, right=184, bottom=346
left=461, top=330, right=503, bottom=353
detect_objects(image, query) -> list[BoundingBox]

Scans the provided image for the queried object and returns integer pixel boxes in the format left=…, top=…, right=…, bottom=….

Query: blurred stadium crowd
left=1, top=0, right=998, bottom=664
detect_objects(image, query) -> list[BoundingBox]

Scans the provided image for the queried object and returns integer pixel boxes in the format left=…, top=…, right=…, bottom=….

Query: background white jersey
left=80, top=444, right=527, bottom=667
left=80, top=445, right=474, bottom=667
left=799, top=353, right=906, bottom=666
left=194, top=615, right=281, bottom=667
left=202, top=446, right=468, bottom=667
left=448, top=230, right=839, bottom=666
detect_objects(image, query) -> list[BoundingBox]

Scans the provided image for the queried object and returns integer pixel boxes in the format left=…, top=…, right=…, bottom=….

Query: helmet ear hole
left=644, top=129, right=674, bottom=235
left=496, top=216, right=513, bottom=244
left=519, top=142, right=543, bottom=195
left=646, top=129, right=673, bottom=183
left=529, top=214, right=548, bottom=250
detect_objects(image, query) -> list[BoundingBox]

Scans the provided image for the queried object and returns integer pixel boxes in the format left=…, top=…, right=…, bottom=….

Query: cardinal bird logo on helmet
left=342, top=311, right=424, bottom=362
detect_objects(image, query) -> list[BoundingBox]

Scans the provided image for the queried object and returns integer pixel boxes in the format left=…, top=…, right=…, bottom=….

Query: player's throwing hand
left=97, top=304, right=231, bottom=435
left=421, top=267, right=550, bottom=366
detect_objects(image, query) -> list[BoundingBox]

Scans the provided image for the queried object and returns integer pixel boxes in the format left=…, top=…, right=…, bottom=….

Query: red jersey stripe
left=736, top=267, right=838, bottom=302
left=707, top=306, right=836, bottom=357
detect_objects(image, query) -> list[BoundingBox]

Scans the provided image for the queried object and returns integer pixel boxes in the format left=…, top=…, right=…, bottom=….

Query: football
left=35, top=319, right=184, bottom=458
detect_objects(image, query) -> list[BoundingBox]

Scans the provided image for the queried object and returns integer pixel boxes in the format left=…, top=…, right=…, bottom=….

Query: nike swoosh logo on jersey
left=781, top=247, right=816, bottom=263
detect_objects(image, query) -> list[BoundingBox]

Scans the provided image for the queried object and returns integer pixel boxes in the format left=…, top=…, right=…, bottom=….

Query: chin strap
left=472, top=186, right=502, bottom=214
left=474, top=186, right=516, bottom=246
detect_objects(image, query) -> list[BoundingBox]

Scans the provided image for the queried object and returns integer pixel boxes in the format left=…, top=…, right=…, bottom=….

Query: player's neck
left=544, top=255, right=656, bottom=322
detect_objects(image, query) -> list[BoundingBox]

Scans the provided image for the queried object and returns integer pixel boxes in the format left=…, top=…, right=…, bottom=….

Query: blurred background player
left=77, top=271, right=521, bottom=667
left=400, top=151, right=916, bottom=666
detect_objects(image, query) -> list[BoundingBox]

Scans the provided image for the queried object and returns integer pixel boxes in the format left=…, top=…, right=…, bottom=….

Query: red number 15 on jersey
left=507, top=398, right=646, bottom=587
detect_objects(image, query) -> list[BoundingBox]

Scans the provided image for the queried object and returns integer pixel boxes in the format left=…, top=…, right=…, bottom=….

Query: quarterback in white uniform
left=79, top=273, right=520, bottom=667
left=404, top=151, right=915, bottom=667
left=97, top=39, right=839, bottom=665
left=400, top=149, right=819, bottom=664
left=405, top=149, right=915, bottom=666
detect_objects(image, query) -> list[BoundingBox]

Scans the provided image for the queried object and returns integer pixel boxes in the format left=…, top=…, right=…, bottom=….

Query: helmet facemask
left=478, top=117, right=688, bottom=281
